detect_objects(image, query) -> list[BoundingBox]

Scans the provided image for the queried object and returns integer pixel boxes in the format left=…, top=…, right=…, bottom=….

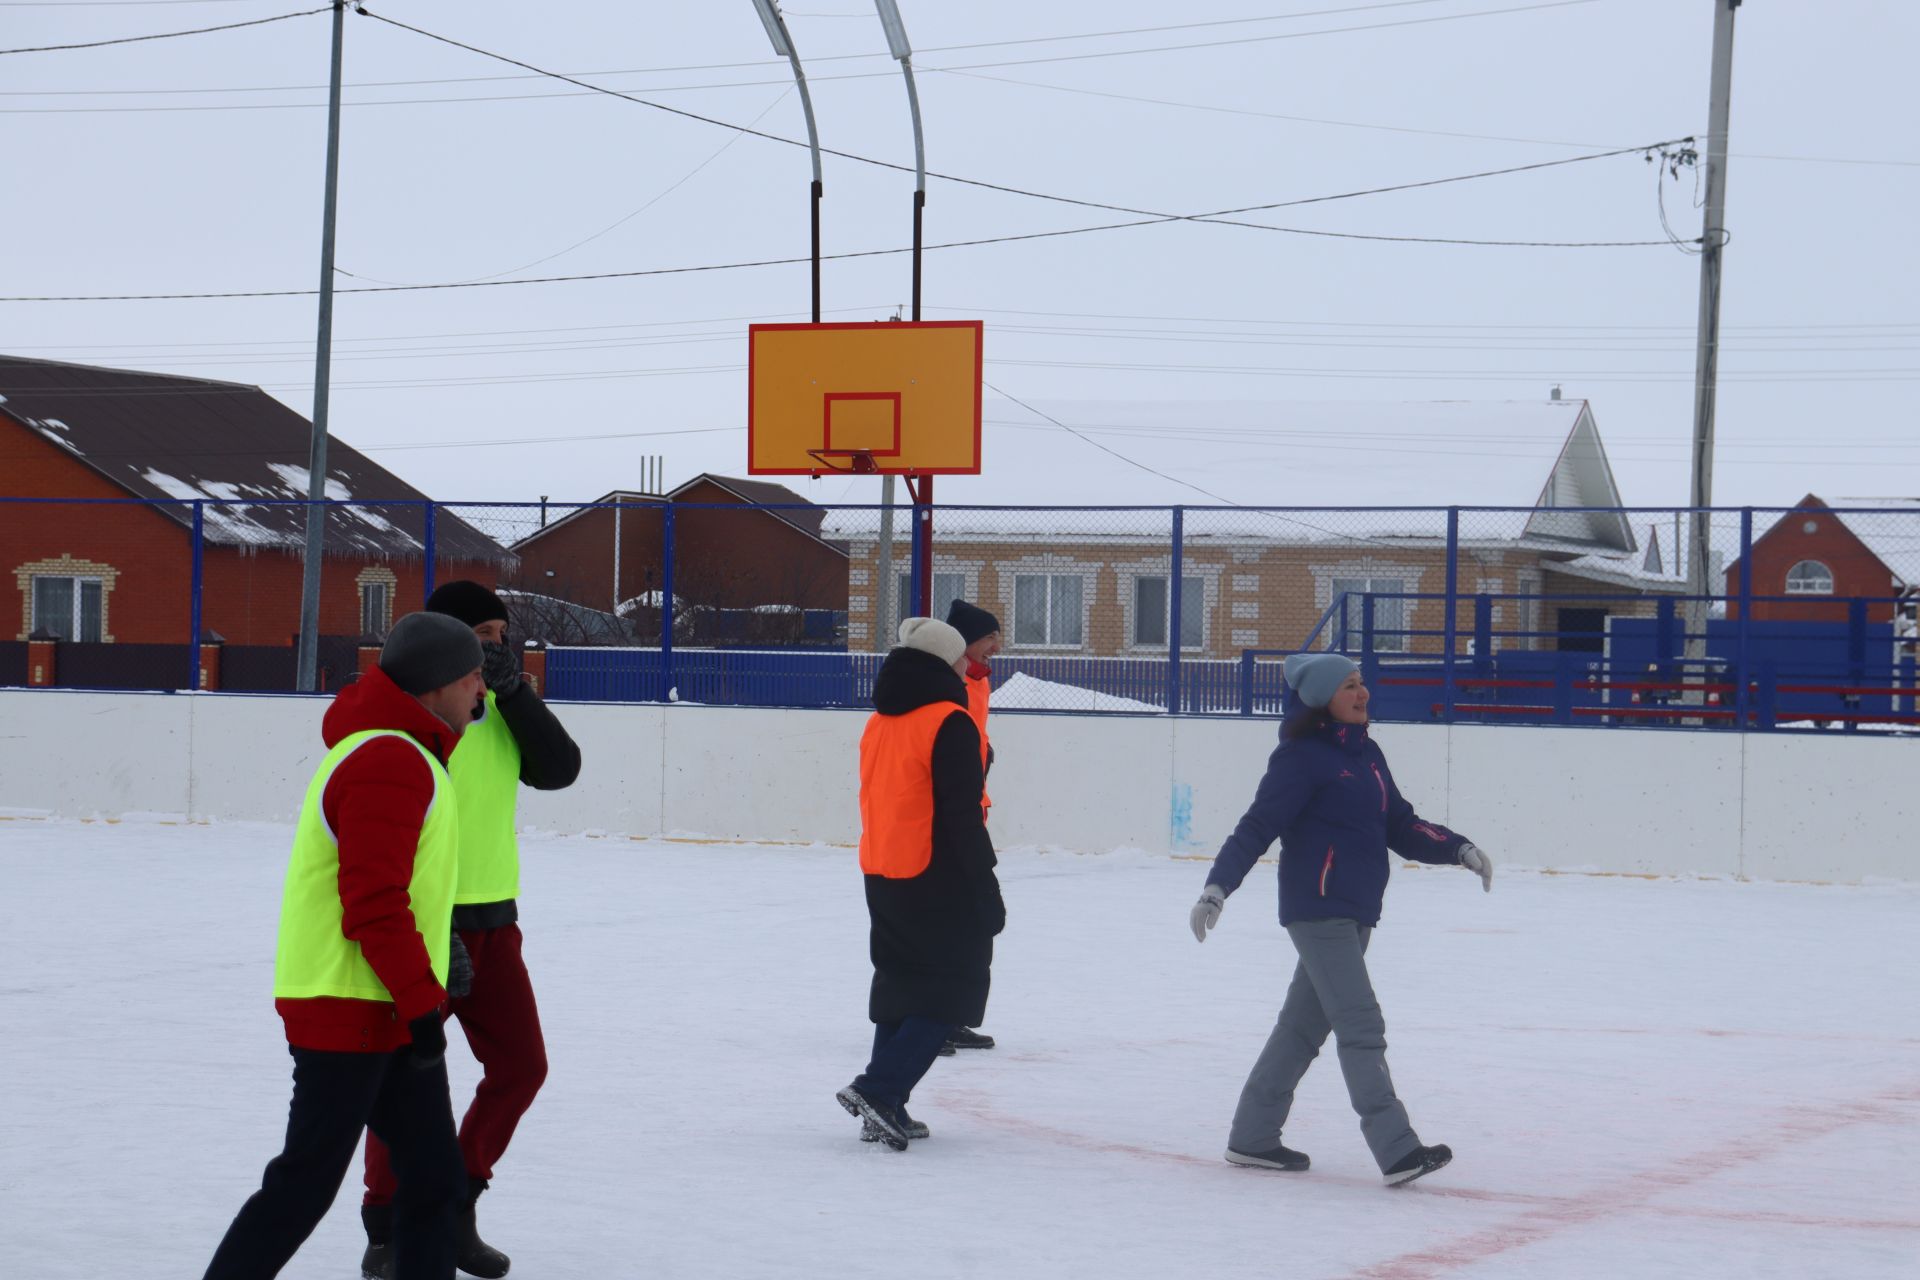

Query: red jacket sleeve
left=322, top=736, right=447, bottom=1021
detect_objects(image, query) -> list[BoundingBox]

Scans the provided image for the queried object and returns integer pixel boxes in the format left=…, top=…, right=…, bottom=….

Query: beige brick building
left=827, top=399, right=1684, bottom=658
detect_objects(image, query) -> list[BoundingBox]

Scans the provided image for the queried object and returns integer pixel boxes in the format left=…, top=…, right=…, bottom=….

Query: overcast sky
left=5, top=0, right=1916, bottom=512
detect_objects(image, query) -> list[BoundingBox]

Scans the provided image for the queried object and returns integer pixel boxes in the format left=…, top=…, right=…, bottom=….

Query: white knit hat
left=897, top=616, right=966, bottom=667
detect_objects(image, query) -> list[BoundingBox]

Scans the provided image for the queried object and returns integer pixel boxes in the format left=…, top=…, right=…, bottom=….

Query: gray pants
left=1228, top=918, right=1419, bottom=1172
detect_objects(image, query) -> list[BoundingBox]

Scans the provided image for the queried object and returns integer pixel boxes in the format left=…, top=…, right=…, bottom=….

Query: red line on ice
left=1346, top=1084, right=1920, bottom=1280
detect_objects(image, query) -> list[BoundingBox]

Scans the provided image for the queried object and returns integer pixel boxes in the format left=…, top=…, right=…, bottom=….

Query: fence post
left=422, top=502, right=438, bottom=604
left=1168, top=506, right=1184, bottom=714
left=1239, top=649, right=1254, bottom=716
left=1473, top=594, right=1492, bottom=670
left=660, top=503, right=676, bottom=703
left=189, top=501, right=205, bottom=692
left=1361, top=594, right=1377, bottom=685
left=1735, top=508, right=1753, bottom=727
left=1443, top=508, right=1459, bottom=722
left=1846, top=597, right=1867, bottom=733
left=908, top=494, right=927, bottom=617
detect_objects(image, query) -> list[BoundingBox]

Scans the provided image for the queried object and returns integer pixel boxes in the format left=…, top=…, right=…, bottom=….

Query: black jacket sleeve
left=930, top=712, right=1004, bottom=937
left=494, top=681, right=582, bottom=790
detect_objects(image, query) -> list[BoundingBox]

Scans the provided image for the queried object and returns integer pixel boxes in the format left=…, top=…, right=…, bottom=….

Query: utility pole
left=1684, top=0, right=1739, bottom=667
left=295, top=0, right=347, bottom=692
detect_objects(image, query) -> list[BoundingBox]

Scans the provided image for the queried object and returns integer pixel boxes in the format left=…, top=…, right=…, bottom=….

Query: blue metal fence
left=3, top=495, right=1915, bottom=732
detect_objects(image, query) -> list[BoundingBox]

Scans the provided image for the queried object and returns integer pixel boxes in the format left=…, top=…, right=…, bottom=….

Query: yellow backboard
left=747, top=321, right=982, bottom=476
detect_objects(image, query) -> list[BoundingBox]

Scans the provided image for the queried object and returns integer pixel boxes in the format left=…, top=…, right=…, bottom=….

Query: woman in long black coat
left=836, top=618, right=1005, bottom=1150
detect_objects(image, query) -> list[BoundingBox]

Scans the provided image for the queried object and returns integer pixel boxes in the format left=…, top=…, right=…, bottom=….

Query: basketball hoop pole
left=752, top=0, right=823, bottom=322
left=876, top=0, right=933, bottom=616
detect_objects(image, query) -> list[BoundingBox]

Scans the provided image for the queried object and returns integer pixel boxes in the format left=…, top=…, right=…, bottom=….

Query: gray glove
left=1189, top=885, right=1226, bottom=943
left=480, top=640, right=523, bottom=697
left=447, top=930, right=474, bottom=999
left=1458, top=843, right=1494, bottom=893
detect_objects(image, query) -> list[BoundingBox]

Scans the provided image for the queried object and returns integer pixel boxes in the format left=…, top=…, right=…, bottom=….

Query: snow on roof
left=934, top=397, right=1601, bottom=506
left=819, top=398, right=1635, bottom=553
left=0, top=355, right=510, bottom=564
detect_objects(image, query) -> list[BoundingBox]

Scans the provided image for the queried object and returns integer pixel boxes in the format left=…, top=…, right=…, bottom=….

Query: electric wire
left=0, top=3, right=324, bottom=55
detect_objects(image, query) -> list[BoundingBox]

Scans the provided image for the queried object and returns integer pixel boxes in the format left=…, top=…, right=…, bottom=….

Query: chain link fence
left=4, top=495, right=1915, bottom=731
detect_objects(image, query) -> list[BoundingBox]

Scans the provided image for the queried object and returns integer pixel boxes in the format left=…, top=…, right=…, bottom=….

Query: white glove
left=1458, top=843, right=1493, bottom=893
left=1189, top=885, right=1226, bottom=942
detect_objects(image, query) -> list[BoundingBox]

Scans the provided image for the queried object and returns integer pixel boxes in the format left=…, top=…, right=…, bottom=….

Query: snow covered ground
left=3, top=818, right=1916, bottom=1280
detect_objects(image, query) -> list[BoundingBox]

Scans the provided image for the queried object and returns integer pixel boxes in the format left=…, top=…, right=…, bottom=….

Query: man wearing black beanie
left=942, top=599, right=1003, bottom=1053
left=358, top=582, right=581, bottom=1280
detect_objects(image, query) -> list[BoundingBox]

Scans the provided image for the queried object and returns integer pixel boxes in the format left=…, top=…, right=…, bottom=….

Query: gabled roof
left=508, top=476, right=842, bottom=557
left=1827, top=497, right=1920, bottom=589
left=0, top=355, right=510, bottom=564
left=823, top=399, right=1637, bottom=555
left=670, top=473, right=826, bottom=541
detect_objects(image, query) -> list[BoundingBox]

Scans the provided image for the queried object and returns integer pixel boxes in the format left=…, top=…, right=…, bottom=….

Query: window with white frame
left=360, top=580, right=392, bottom=638
left=894, top=571, right=966, bottom=632
left=1012, top=572, right=1083, bottom=648
left=31, top=575, right=102, bottom=642
left=1785, top=560, right=1834, bottom=595
left=1131, top=574, right=1205, bottom=649
left=1331, top=576, right=1408, bottom=652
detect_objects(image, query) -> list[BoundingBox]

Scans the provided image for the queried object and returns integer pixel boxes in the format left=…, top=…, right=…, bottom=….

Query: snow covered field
left=3, top=818, right=1916, bottom=1279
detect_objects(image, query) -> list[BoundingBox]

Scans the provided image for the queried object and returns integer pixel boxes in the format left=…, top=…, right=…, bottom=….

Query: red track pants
left=362, top=923, right=548, bottom=1204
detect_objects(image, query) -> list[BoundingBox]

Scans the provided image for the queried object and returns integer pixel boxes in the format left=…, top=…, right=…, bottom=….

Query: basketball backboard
left=747, top=320, right=982, bottom=476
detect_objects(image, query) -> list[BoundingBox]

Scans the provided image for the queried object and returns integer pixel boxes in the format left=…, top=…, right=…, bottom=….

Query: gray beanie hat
left=897, top=616, right=967, bottom=668
left=1283, top=652, right=1359, bottom=709
left=379, top=611, right=484, bottom=695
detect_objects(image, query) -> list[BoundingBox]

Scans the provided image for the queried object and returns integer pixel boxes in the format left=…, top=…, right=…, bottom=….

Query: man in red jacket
left=203, top=612, right=486, bottom=1280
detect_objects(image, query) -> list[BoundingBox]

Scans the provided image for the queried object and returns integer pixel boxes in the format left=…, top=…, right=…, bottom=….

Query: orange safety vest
left=858, top=702, right=973, bottom=879
left=965, top=672, right=993, bottom=814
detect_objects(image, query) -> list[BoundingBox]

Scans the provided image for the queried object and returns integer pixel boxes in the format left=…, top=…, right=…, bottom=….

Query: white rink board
left=0, top=689, right=1912, bottom=882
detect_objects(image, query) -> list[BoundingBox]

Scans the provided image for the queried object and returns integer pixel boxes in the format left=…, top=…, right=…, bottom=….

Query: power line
left=0, top=3, right=324, bottom=55
left=0, top=117, right=1693, bottom=300
left=0, top=0, right=1560, bottom=95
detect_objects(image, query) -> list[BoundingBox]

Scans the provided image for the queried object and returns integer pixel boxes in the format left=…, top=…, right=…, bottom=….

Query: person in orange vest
left=943, top=599, right=1002, bottom=1053
left=836, top=617, right=1005, bottom=1150
left=203, top=612, right=484, bottom=1280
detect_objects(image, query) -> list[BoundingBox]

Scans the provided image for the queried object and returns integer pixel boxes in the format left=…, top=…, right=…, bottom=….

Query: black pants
left=855, top=1017, right=955, bottom=1110
left=205, top=1045, right=465, bottom=1280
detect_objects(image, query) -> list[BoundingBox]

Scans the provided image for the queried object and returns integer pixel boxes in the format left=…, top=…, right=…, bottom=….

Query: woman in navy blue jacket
left=1189, top=653, right=1493, bottom=1186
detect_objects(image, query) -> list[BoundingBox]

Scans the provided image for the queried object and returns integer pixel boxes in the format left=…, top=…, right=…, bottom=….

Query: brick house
left=830, top=399, right=1680, bottom=657
left=506, top=474, right=848, bottom=645
left=1724, top=494, right=1920, bottom=625
left=2, top=356, right=510, bottom=688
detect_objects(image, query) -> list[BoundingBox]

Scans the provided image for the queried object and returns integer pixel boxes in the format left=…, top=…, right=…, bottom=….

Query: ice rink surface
left=3, top=818, right=1915, bottom=1279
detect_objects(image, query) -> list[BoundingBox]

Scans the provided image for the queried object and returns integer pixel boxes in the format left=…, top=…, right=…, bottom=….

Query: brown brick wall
left=508, top=483, right=847, bottom=615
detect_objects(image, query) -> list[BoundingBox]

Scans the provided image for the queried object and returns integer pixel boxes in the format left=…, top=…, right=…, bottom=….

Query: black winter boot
left=945, top=1027, right=995, bottom=1050
left=1383, top=1143, right=1453, bottom=1187
left=457, top=1177, right=512, bottom=1278
left=861, top=1102, right=931, bottom=1142
left=359, top=1204, right=395, bottom=1280
left=1225, top=1142, right=1310, bottom=1172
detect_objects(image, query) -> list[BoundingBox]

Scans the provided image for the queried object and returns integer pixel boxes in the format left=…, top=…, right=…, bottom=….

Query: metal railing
left=2, top=496, right=1914, bottom=732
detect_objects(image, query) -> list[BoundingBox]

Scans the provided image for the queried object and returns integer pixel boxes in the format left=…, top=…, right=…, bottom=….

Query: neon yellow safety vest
left=273, top=730, right=458, bottom=1002
left=450, top=688, right=523, bottom=905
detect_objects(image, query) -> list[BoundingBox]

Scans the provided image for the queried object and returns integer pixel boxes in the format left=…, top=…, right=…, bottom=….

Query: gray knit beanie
left=1283, top=652, right=1359, bottom=709
left=897, top=616, right=967, bottom=668
left=379, top=611, right=484, bottom=695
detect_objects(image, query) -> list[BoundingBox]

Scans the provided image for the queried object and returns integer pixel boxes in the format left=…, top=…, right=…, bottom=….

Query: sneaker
left=1225, top=1143, right=1310, bottom=1172
left=1383, top=1143, right=1453, bottom=1187
left=861, top=1104, right=931, bottom=1142
left=946, top=1027, right=995, bottom=1050
left=360, top=1204, right=394, bottom=1280
left=836, top=1083, right=909, bottom=1151
left=456, top=1178, right=511, bottom=1278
